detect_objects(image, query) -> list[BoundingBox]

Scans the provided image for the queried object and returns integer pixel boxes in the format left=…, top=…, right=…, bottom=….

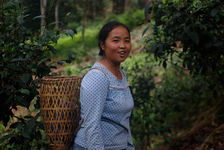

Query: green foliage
left=106, top=9, right=145, bottom=30
left=54, top=24, right=101, bottom=62
left=154, top=68, right=213, bottom=125
left=55, top=9, right=145, bottom=63
left=123, top=53, right=157, bottom=104
left=0, top=0, right=59, bottom=148
left=122, top=53, right=158, bottom=148
left=67, top=22, right=80, bottom=32
left=0, top=113, right=49, bottom=150
left=64, top=0, right=106, bottom=24
left=63, top=64, right=91, bottom=77
left=22, top=0, right=40, bottom=33
left=123, top=53, right=213, bottom=148
left=142, top=0, right=224, bottom=148
left=145, top=0, right=224, bottom=88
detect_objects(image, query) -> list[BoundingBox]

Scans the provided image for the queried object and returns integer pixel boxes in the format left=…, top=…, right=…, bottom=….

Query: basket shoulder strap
left=89, top=67, right=107, bottom=77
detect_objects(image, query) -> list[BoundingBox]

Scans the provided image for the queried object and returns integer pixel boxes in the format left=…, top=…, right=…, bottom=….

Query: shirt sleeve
left=80, top=69, right=109, bottom=150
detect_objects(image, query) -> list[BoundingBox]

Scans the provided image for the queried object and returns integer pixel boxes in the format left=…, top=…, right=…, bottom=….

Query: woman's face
left=101, top=26, right=131, bottom=64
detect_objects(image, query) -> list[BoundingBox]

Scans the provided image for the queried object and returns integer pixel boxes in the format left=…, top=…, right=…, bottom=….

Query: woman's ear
left=100, top=41, right=105, bottom=50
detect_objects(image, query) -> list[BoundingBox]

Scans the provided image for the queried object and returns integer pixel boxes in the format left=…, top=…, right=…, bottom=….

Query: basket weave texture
left=39, top=76, right=82, bottom=150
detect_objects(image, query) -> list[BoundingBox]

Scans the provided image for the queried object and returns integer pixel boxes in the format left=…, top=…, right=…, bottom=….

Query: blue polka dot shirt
left=74, top=62, right=135, bottom=150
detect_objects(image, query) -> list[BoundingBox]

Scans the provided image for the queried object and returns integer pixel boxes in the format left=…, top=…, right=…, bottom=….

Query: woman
left=74, top=21, right=135, bottom=150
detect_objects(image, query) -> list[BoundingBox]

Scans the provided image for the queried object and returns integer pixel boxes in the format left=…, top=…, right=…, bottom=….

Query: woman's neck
left=98, top=58, right=122, bottom=80
left=100, top=58, right=120, bottom=69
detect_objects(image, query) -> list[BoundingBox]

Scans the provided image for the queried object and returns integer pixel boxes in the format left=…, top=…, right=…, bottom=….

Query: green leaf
left=22, top=129, right=31, bottom=138
left=189, top=32, right=199, bottom=45
left=24, top=115, right=33, bottom=119
left=11, top=57, right=27, bottom=62
left=17, top=16, right=24, bottom=25
left=65, top=29, right=75, bottom=39
left=47, top=45, right=57, bottom=54
left=150, top=43, right=157, bottom=53
left=33, top=15, right=45, bottom=20
left=5, top=0, right=19, bottom=9
left=144, top=3, right=152, bottom=18
left=57, top=60, right=65, bottom=65
left=19, top=89, right=30, bottom=95
left=21, top=73, right=32, bottom=84
left=37, top=58, right=49, bottom=66
left=163, top=60, right=167, bottom=68
left=80, top=65, right=91, bottom=72
left=10, top=122, right=24, bottom=129
left=142, top=26, right=150, bottom=37
left=66, top=12, right=71, bottom=16
left=210, top=8, right=218, bottom=17
left=0, top=134, right=15, bottom=143
left=214, top=41, right=223, bottom=47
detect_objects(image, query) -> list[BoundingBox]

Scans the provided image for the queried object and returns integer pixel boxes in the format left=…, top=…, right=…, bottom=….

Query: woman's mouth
left=119, top=51, right=127, bottom=58
left=119, top=51, right=126, bottom=57
left=120, top=51, right=125, bottom=55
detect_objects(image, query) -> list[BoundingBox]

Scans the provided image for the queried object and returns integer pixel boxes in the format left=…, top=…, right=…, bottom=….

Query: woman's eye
left=125, top=40, right=130, bottom=43
left=113, top=40, right=119, bottom=42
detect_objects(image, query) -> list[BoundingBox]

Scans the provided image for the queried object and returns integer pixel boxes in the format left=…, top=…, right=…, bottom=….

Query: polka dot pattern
left=74, top=63, right=135, bottom=150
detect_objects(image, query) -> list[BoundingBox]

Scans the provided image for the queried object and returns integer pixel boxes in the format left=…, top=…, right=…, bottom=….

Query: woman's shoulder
left=92, top=62, right=108, bottom=71
left=82, top=63, right=109, bottom=84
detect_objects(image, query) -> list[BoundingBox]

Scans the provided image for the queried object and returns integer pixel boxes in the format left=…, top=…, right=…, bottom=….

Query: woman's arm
left=81, top=70, right=109, bottom=150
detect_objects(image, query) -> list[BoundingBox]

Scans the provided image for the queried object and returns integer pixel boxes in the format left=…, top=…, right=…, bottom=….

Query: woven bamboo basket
left=39, top=76, right=82, bottom=150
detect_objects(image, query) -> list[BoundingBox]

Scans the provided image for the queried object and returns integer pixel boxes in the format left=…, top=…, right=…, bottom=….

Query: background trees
left=141, top=0, right=224, bottom=149
left=145, top=0, right=224, bottom=87
left=0, top=1, right=58, bottom=148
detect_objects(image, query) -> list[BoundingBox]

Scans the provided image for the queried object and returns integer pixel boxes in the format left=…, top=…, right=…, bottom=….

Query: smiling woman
left=98, top=22, right=131, bottom=80
left=100, top=26, right=131, bottom=68
left=73, top=21, right=135, bottom=150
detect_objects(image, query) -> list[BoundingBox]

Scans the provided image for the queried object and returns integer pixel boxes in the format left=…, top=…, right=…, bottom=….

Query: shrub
left=122, top=53, right=158, bottom=148
left=145, top=0, right=224, bottom=89
left=106, top=9, right=145, bottom=30
left=122, top=53, right=213, bottom=149
left=0, top=0, right=58, bottom=149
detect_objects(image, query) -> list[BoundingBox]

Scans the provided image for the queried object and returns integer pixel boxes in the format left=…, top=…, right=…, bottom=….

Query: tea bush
left=122, top=53, right=213, bottom=149
left=0, top=0, right=59, bottom=149
left=122, top=53, right=158, bottom=148
left=145, top=0, right=224, bottom=89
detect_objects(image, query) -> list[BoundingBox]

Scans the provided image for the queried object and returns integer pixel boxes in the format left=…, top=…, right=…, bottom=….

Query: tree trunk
left=55, top=0, right=61, bottom=30
left=112, top=0, right=125, bottom=14
left=40, top=0, right=47, bottom=36
left=131, top=0, right=138, bottom=4
left=81, top=22, right=85, bottom=48
left=145, top=0, right=151, bottom=5
left=92, top=1, right=96, bottom=20
left=81, top=0, right=90, bottom=47
left=125, top=0, right=130, bottom=12
left=0, top=0, right=10, bottom=6
left=144, top=0, right=152, bottom=23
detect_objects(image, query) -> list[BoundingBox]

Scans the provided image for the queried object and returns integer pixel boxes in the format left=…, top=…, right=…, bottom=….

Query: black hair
left=98, top=21, right=130, bottom=56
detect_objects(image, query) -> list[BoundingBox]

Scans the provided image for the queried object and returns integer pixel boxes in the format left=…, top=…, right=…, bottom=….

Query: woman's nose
left=119, top=41, right=125, bottom=48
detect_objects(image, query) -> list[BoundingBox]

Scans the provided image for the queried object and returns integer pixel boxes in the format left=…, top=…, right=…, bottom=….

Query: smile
left=119, top=51, right=126, bottom=55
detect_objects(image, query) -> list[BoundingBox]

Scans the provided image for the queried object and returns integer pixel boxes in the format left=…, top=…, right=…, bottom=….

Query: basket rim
left=41, top=76, right=82, bottom=81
